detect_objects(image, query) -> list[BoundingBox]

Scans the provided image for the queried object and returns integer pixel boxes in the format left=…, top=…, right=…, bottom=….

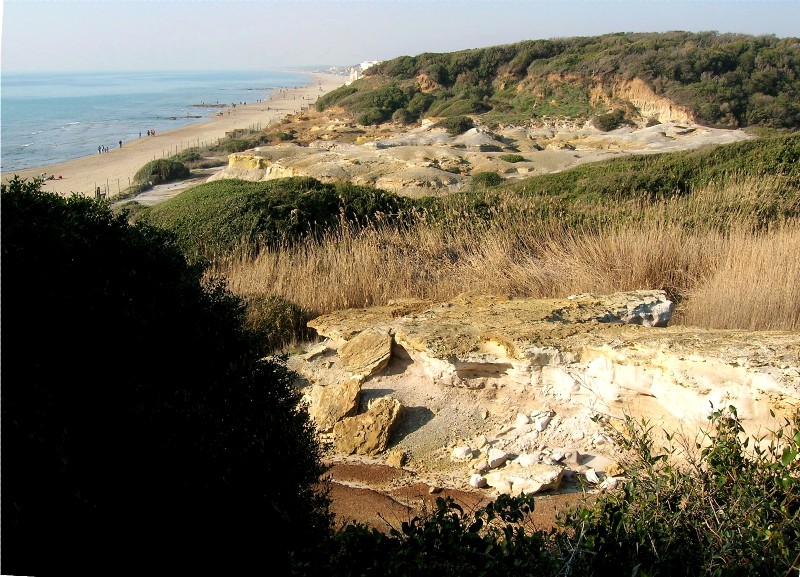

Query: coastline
left=1, top=72, right=347, bottom=198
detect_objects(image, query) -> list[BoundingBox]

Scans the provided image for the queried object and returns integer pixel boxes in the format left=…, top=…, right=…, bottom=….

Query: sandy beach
left=1, top=72, right=347, bottom=198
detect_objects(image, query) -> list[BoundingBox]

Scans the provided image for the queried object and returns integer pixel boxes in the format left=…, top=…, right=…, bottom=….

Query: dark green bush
left=591, top=109, right=632, bottom=131
left=133, top=158, right=189, bottom=185
left=1, top=177, right=332, bottom=575
left=137, top=176, right=412, bottom=260
left=315, top=84, right=359, bottom=111
left=171, top=148, right=202, bottom=164
left=267, top=130, right=295, bottom=141
left=470, top=171, right=504, bottom=187
left=243, top=294, right=312, bottom=353
left=392, top=108, right=414, bottom=124
left=478, top=144, right=503, bottom=152
left=406, top=91, right=436, bottom=120
left=217, top=138, right=256, bottom=153
left=499, top=153, right=526, bottom=163
left=436, top=115, right=475, bottom=136
left=558, top=407, right=800, bottom=576
left=358, top=108, right=387, bottom=126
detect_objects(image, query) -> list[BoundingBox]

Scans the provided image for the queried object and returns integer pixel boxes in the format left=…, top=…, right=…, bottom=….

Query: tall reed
left=213, top=174, right=799, bottom=331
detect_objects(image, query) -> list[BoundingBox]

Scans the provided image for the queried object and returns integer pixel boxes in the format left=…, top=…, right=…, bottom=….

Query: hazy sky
left=1, top=0, right=798, bottom=73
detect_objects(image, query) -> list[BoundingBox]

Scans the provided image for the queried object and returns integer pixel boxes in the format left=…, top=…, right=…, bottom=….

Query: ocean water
left=1, top=69, right=313, bottom=173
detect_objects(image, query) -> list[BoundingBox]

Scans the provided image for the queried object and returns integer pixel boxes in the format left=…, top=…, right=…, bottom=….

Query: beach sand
left=1, top=72, right=347, bottom=198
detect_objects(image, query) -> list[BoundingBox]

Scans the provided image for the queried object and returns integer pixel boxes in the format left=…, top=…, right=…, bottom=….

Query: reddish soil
left=324, top=461, right=594, bottom=535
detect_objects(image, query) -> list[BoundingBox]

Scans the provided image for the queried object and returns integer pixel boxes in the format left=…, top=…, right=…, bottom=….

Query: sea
left=0, top=69, right=315, bottom=173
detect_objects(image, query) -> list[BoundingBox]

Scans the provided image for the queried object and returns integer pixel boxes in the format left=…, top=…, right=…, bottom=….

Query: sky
left=1, top=0, right=799, bottom=73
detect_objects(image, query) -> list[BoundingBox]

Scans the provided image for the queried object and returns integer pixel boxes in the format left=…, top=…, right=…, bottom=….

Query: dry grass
left=212, top=175, right=799, bottom=331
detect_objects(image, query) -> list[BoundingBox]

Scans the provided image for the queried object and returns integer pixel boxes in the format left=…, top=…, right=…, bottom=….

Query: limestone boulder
left=306, top=380, right=360, bottom=434
left=339, top=328, right=393, bottom=383
left=484, top=463, right=565, bottom=496
left=333, top=396, right=403, bottom=456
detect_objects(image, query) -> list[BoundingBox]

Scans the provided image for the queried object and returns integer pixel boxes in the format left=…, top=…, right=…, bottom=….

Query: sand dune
left=1, top=72, right=347, bottom=199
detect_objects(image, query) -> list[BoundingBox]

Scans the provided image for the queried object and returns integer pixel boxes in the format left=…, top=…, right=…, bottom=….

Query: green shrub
left=358, top=108, right=387, bottom=126
left=243, top=294, right=312, bottom=353
left=591, top=109, right=632, bottom=132
left=558, top=407, right=800, bottom=576
left=218, top=138, right=255, bottom=153
left=138, top=176, right=412, bottom=260
left=133, top=158, right=190, bottom=186
left=392, top=108, right=414, bottom=124
left=470, top=171, right=504, bottom=187
left=267, top=131, right=295, bottom=141
left=499, top=154, right=525, bottom=163
left=478, top=144, right=503, bottom=152
left=436, top=115, right=475, bottom=136
left=0, top=177, right=332, bottom=575
left=172, top=149, right=202, bottom=164
left=315, top=84, right=359, bottom=111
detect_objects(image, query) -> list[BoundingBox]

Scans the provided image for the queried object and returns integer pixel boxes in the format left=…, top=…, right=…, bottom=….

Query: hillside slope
left=319, top=31, right=800, bottom=130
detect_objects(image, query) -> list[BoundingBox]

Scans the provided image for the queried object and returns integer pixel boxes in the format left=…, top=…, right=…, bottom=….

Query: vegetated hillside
left=123, top=134, right=800, bottom=266
left=127, top=176, right=413, bottom=260
left=317, top=31, right=800, bottom=130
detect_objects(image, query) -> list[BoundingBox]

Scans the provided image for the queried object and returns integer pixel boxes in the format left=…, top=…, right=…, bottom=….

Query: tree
left=1, top=178, right=332, bottom=575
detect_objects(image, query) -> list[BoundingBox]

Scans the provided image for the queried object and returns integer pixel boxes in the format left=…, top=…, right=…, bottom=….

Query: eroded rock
left=333, top=396, right=403, bottom=456
left=291, top=290, right=800, bottom=498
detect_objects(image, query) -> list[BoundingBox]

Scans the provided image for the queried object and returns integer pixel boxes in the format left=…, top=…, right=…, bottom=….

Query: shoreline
left=1, top=72, right=348, bottom=198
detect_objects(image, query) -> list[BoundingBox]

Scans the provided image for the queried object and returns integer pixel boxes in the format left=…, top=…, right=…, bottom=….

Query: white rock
left=551, top=448, right=582, bottom=465
left=600, top=477, right=619, bottom=491
left=487, top=447, right=509, bottom=469
left=584, top=468, right=601, bottom=484
left=451, top=446, right=473, bottom=461
left=485, top=464, right=564, bottom=496
left=469, top=474, right=488, bottom=488
left=491, top=478, right=513, bottom=495
left=535, top=413, right=553, bottom=432
left=515, top=453, right=539, bottom=467
left=592, top=434, right=611, bottom=446
left=515, top=412, right=532, bottom=426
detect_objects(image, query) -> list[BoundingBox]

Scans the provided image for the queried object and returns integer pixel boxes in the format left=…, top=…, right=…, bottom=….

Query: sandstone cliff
left=289, top=291, right=800, bottom=498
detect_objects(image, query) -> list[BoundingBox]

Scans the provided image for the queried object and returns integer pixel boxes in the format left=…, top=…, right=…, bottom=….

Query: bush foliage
left=0, top=178, right=332, bottom=575
left=294, top=408, right=800, bottom=576
left=130, top=176, right=413, bottom=261
left=316, top=32, right=800, bottom=129
left=436, top=115, right=475, bottom=136
left=132, top=157, right=189, bottom=185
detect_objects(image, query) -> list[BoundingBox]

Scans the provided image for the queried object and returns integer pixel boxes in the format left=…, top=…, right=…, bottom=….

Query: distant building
left=346, top=60, right=383, bottom=85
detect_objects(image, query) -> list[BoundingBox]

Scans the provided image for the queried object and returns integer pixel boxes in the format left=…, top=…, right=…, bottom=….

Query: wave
left=21, top=143, right=33, bottom=148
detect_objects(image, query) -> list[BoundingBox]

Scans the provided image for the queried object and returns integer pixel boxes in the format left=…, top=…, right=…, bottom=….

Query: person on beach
left=119, top=140, right=122, bottom=149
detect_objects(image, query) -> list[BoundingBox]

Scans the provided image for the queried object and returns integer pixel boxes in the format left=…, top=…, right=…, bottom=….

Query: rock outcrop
left=590, top=78, right=696, bottom=125
left=290, top=290, right=800, bottom=497
left=207, top=107, right=753, bottom=197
